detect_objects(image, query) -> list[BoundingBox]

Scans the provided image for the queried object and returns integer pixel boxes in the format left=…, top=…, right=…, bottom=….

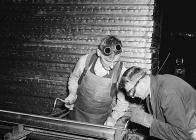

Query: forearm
left=68, top=73, right=79, bottom=96
left=105, top=92, right=130, bottom=126
left=112, top=103, right=129, bottom=122
left=68, top=54, right=87, bottom=96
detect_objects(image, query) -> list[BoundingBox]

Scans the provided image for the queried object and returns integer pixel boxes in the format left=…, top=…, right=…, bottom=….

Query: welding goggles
left=100, top=44, right=122, bottom=56
left=98, top=36, right=123, bottom=56
left=127, top=73, right=146, bottom=98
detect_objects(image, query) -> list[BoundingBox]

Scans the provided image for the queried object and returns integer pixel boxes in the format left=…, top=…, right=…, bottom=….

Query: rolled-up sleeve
left=68, top=54, right=88, bottom=96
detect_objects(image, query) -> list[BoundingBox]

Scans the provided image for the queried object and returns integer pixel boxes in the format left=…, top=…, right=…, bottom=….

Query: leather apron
left=69, top=54, right=121, bottom=125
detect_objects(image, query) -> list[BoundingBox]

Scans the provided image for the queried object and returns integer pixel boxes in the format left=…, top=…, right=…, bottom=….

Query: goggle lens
left=102, top=44, right=122, bottom=56
left=104, top=47, right=111, bottom=55
left=127, top=73, right=146, bottom=98
left=128, top=88, right=136, bottom=98
left=116, top=44, right=121, bottom=51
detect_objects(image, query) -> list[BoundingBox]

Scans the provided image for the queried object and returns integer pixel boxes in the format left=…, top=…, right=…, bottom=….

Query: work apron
left=69, top=65, right=115, bottom=125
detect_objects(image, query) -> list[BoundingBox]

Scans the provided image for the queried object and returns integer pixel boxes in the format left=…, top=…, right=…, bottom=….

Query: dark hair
left=119, top=66, right=146, bottom=90
left=98, top=35, right=122, bottom=50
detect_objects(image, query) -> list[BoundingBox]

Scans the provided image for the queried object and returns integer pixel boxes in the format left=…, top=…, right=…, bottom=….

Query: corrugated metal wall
left=0, top=0, right=161, bottom=115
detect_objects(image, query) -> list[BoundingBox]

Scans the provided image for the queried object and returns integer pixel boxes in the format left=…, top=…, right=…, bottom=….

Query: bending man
left=106, top=66, right=196, bottom=140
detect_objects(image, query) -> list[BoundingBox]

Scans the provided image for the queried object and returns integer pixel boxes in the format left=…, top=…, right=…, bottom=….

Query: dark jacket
left=148, top=74, right=196, bottom=140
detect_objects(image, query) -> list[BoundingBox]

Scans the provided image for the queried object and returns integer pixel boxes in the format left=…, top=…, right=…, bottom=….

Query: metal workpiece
left=0, top=109, right=128, bottom=140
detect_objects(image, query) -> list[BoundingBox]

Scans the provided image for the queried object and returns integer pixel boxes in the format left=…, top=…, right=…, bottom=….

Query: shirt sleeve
left=150, top=94, right=190, bottom=140
left=68, top=54, right=88, bottom=96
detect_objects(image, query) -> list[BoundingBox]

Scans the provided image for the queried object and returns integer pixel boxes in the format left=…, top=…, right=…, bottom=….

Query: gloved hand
left=115, top=116, right=130, bottom=128
left=64, top=94, right=77, bottom=110
left=104, top=116, right=116, bottom=126
left=124, top=106, right=153, bottom=128
left=189, top=128, right=196, bottom=140
left=104, top=116, right=130, bottom=128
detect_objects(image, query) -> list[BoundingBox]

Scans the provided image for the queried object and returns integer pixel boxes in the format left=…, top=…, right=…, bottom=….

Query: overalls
left=69, top=52, right=122, bottom=125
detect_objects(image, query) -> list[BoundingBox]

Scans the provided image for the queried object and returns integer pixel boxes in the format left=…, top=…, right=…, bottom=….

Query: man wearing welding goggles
left=64, top=35, right=126, bottom=125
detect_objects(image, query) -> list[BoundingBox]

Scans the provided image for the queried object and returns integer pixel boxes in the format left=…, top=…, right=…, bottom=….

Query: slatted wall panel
left=0, top=0, right=161, bottom=115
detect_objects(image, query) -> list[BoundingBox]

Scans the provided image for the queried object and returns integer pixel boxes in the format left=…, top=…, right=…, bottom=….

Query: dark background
left=159, top=0, right=196, bottom=88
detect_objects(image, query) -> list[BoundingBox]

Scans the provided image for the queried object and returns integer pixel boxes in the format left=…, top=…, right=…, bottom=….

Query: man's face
left=100, top=52, right=121, bottom=70
left=98, top=36, right=122, bottom=70
left=124, top=76, right=148, bottom=99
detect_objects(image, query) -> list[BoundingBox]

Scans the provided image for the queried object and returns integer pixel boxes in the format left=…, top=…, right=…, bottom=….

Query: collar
left=94, top=57, right=110, bottom=76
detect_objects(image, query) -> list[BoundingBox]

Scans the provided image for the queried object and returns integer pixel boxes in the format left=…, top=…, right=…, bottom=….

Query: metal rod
left=0, top=109, right=122, bottom=140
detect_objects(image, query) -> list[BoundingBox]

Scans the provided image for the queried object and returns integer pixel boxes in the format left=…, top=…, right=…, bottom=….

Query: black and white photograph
left=0, top=0, right=195, bottom=140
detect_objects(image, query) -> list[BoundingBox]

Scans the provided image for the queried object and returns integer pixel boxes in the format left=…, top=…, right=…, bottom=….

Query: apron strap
left=112, top=61, right=123, bottom=84
left=78, top=51, right=98, bottom=85
left=110, top=61, right=123, bottom=100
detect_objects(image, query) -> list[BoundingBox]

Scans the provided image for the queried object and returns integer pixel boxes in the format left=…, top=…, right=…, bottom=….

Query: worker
left=105, top=66, right=196, bottom=140
left=64, top=35, right=126, bottom=125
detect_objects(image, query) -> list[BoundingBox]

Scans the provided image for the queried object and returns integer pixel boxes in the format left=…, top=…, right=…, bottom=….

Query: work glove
left=189, top=128, right=196, bottom=140
left=115, top=116, right=130, bottom=128
left=104, top=116, right=130, bottom=129
left=64, top=94, right=77, bottom=110
left=124, top=106, right=153, bottom=128
left=115, top=104, right=143, bottom=128
left=104, top=116, right=116, bottom=126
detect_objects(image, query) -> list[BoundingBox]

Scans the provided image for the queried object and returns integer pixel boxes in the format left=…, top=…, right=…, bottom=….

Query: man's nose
left=107, top=52, right=116, bottom=60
